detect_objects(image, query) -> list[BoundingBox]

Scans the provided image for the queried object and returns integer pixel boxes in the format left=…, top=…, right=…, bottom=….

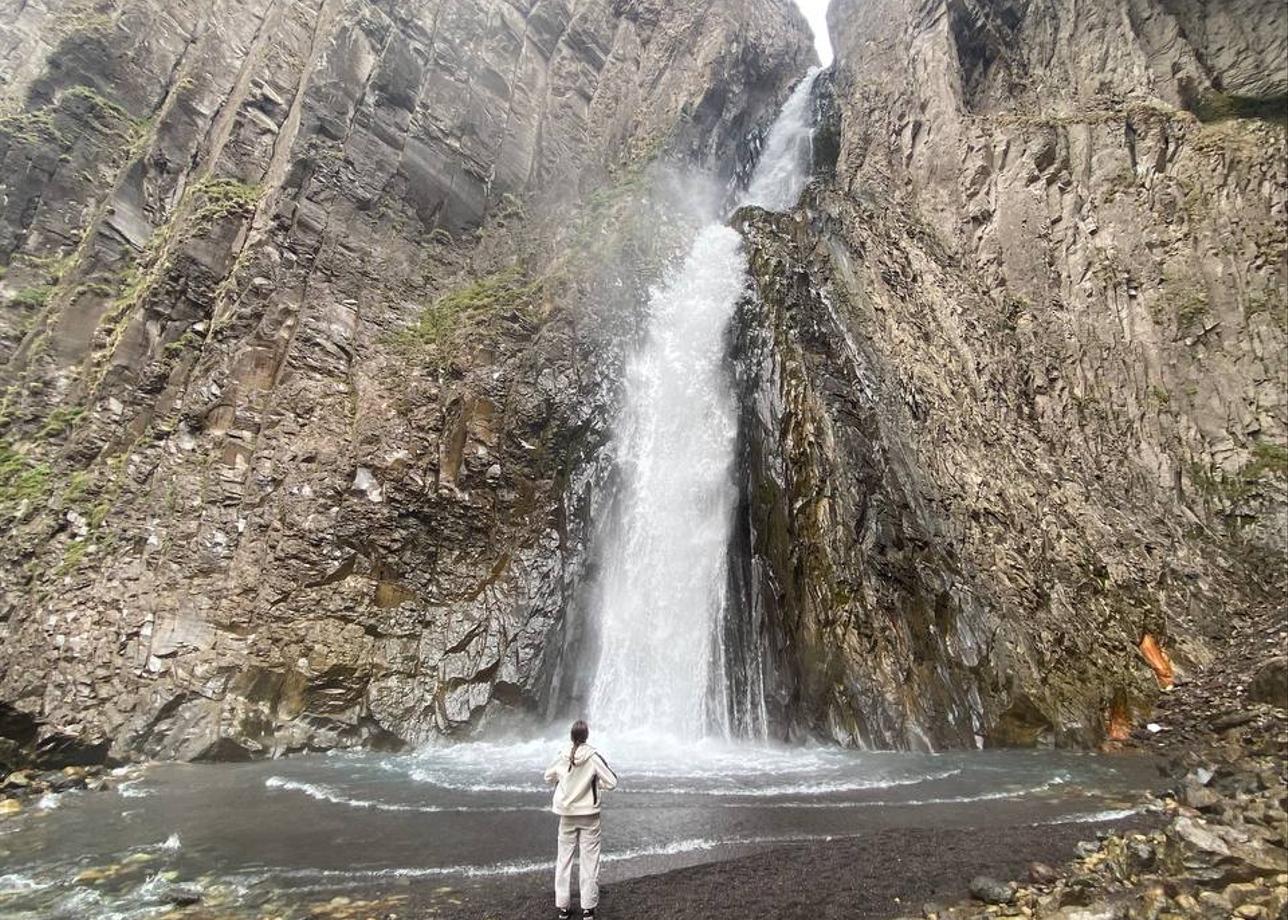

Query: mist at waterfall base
left=0, top=73, right=1162, bottom=920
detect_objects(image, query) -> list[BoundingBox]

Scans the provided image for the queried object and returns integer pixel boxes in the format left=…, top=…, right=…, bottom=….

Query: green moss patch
left=1192, top=93, right=1288, bottom=125
left=9, top=286, right=53, bottom=309
left=36, top=406, right=84, bottom=439
left=0, top=444, right=52, bottom=511
left=1190, top=441, right=1288, bottom=508
left=395, top=267, right=544, bottom=359
left=0, top=108, right=67, bottom=146
left=191, top=178, right=263, bottom=228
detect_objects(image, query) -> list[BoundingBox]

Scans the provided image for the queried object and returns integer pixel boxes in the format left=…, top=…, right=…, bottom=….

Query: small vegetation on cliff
left=191, top=178, right=263, bottom=228
left=1245, top=288, right=1288, bottom=334
left=1244, top=442, right=1288, bottom=481
left=0, top=108, right=67, bottom=146
left=1189, top=442, right=1288, bottom=511
left=162, top=330, right=204, bottom=356
left=9, top=286, right=53, bottom=309
left=60, top=86, right=140, bottom=141
left=1192, top=92, right=1288, bottom=125
left=0, top=84, right=144, bottom=159
left=36, top=406, right=84, bottom=439
left=395, top=266, right=544, bottom=359
left=52, top=2, right=116, bottom=40
left=1152, top=267, right=1211, bottom=337
left=0, top=444, right=52, bottom=512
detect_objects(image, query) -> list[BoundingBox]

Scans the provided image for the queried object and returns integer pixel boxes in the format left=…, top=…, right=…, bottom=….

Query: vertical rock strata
left=0, top=0, right=813, bottom=760
left=733, top=0, right=1287, bottom=748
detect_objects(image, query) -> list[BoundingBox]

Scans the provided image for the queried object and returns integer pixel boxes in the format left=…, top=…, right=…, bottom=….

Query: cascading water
left=742, top=67, right=822, bottom=211
left=586, top=69, right=822, bottom=738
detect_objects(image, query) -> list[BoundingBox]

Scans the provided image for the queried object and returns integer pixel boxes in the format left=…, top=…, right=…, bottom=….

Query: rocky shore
left=0, top=763, right=119, bottom=814
left=930, top=725, right=1288, bottom=919
left=925, top=639, right=1288, bottom=920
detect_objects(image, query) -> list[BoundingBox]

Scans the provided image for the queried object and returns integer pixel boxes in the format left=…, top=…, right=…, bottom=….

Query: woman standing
left=543, top=720, right=619, bottom=919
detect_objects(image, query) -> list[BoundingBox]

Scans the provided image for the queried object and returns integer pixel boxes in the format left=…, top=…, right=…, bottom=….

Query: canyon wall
left=0, top=0, right=813, bottom=761
left=3, top=0, right=1284, bottom=764
left=732, top=0, right=1286, bottom=748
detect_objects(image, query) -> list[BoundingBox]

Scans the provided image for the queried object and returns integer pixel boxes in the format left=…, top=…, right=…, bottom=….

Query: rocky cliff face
left=0, top=0, right=813, bottom=761
left=731, top=0, right=1286, bottom=748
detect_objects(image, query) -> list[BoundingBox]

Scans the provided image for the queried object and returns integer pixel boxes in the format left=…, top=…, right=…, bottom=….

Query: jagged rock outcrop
left=0, top=0, right=813, bottom=760
left=731, top=0, right=1286, bottom=748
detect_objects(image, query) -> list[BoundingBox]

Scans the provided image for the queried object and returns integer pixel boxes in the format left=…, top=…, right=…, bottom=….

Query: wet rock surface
left=0, top=763, right=118, bottom=814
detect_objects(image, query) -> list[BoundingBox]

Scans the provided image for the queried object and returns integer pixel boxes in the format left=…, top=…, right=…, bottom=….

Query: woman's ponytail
left=569, top=720, right=589, bottom=769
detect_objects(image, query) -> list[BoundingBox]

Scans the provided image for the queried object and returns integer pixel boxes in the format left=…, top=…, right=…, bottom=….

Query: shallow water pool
left=0, top=733, right=1161, bottom=918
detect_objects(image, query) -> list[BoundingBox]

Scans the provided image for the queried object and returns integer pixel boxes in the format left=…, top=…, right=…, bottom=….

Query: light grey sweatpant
left=554, top=814, right=602, bottom=909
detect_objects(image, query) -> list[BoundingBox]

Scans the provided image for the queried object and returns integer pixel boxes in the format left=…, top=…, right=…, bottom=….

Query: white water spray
left=587, top=70, right=821, bottom=738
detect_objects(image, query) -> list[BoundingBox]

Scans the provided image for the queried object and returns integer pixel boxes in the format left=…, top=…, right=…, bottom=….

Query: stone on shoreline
left=1028, top=863, right=1060, bottom=884
left=969, top=876, right=1014, bottom=905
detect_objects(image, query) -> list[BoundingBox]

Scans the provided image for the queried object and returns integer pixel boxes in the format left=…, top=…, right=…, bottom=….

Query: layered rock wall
left=731, top=0, right=1286, bottom=749
left=0, top=0, right=813, bottom=760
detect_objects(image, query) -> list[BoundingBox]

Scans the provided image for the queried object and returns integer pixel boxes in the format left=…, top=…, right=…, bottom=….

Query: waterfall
left=741, top=68, right=822, bottom=211
left=586, top=69, right=821, bottom=738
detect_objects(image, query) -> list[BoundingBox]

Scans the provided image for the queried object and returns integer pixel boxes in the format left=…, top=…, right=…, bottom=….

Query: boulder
left=1248, top=658, right=1288, bottom=708
left=1171, top=816, right=1288, bottom=883
left=163, top=885, right=203, bottom=907
left=1127, top=840, right=1157, bottom=872
left=969, top=876, right=1014, bottom=905
left=1210, top=711, right=1259, bottom=733
left=1182, top=780, right=1224, bottom=812
left=1029, top=862, right=1061, bottom=884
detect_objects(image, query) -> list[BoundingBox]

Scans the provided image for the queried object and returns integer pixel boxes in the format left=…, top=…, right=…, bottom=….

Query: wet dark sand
left=428, top=815, right=1159, bottom=919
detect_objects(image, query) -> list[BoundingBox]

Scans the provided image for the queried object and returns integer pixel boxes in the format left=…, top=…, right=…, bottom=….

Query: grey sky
left=793, top=0, right=834, bottom=66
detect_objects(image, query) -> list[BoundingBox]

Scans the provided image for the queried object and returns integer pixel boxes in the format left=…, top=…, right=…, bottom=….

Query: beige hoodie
left=543, top=744, right=619, bottom=816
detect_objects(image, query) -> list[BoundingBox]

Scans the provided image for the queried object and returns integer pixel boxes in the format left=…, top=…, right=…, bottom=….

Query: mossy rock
left=0, top=444, right=52, bottom=511
left=1191, top=92, right=1288, bottom=125
left=395, top=266, right=544, bottom=361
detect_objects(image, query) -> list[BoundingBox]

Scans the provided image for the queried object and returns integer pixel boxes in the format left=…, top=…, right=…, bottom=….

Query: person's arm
left=592, top=753, right=618, bottom=792
left=543, top=754, right=566, bottom=785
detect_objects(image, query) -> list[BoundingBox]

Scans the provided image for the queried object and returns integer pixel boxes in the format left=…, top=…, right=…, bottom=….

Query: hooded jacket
left=543, top=743, right=619, bottom=816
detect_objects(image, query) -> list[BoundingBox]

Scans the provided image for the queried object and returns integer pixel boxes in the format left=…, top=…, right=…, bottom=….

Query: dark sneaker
left=582, top=911, right=596, bottom=919
left=557, top=910, right=571, bottom=920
